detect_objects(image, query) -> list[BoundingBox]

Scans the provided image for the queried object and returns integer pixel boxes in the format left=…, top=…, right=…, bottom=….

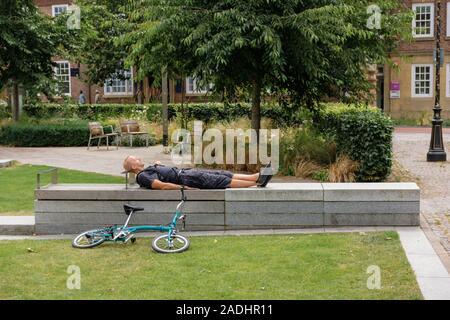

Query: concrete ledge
left=0, top=159, right=14, bottom=168
left=324, top=213, right=420, bottom=226
left=322, top=183, right=420, bottom=202
left=226, top=213, right=323, bottom=227
left=34, top=182, right=421, bottom=234
left=35, top=184, right=225, bottom=201
left=35, top=200, right=224, bottom=214
left=35, top=223, right=225, bottom=234
left=0, top=216, right=35, bottom=235
left=226, top=201, right=323, bottom=214
left=225, top=183, right=323, bottom=201
left=36, top=212, right=224, bottom=225
left=324, top=201, right=420, bottom=214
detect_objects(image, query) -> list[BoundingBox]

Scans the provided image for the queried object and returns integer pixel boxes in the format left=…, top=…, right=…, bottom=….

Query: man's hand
left=154, top=161, right=162, bottom=165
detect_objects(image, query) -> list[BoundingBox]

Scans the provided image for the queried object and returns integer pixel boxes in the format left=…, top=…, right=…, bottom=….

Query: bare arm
left=151, top=179, right=182, bottom=190
left=151, top=180, right=199, bottom=190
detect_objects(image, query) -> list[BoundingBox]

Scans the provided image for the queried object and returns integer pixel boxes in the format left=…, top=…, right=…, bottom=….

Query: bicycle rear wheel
left=72, top=229, right=107, bottom=249
left=151, top=234, right=190, bottom=253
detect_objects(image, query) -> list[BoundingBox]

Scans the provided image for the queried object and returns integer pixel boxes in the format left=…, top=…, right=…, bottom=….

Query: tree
left=0, top=0, right=70, bottom=120
left=122, top=0, right=411, bottom=132
left=72, top=0, right=141, bottom=100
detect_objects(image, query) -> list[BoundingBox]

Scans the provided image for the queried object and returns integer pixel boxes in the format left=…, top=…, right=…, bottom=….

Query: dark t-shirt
left=136, top=165, right=180, bottom=189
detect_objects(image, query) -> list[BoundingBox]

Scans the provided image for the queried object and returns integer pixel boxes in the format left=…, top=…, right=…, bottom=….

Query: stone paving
left=0, top=145, right=303, bottom=182
left=394, top=130, right=450, bottom=254
left=0, top=145, right=174, bottom=176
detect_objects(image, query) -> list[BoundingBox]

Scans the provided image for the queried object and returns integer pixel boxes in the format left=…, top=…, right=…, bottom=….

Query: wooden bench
left=34, top=183, right=420, bottom=235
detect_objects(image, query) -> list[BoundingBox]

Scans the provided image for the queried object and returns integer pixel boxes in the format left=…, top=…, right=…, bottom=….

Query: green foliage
left=316, top=103, right=394, bottom=182
left=71, top=0, right=132, bottom=85
left=23, top=103, right=156, bottom=121
left=0, top=0, right=72, bottom=91
left=122, top=0, right=412, bottom=118
left=279, top=127, right=336, bottom=176
left=0, top=103, right=11, bottom=119
left=312, top=169, right=330, bottom=182
left=0, top=122, right=91, bottom=147
left=22, top=102, right=310, bottom=126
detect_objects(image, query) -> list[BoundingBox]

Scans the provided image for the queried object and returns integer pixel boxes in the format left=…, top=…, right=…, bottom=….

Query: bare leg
left=232, top=173, right=259, bottom=182
left=229, top=179, right=257, bottom=188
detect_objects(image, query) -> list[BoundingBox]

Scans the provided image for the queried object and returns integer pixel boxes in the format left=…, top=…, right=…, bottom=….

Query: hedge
left=22, top=102, right=304, bottom=126
left=0, top=120, right=122, bottom=147
left=0, top=121, right=159, bottom=147
left=315, top=103, right=394, bottom=182
left=0, top=103, right=11, bottom=119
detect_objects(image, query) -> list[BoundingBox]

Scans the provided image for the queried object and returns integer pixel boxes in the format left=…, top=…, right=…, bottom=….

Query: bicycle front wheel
left=72, top=229, right=107, bottom=249
left=151, top=234, right=190, bottom=253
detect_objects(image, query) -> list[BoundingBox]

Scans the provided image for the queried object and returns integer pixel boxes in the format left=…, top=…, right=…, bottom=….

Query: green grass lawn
left=0, top=231, right=422, bottom=299
left=0, top=163, right=123, bottom=215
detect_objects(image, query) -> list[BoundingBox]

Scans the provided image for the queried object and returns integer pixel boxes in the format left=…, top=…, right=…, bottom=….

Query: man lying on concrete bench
left=122, top=156, right=273, bottom=190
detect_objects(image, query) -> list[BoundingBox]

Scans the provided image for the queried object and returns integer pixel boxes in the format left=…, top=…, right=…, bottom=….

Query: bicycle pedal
left=124, top=234, right=135, bottom=243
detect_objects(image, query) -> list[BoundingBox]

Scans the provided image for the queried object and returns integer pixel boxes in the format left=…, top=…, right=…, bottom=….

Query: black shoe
left=257, top=162, right=272, bottom=184
left=258, top=173, right=273, bottom=188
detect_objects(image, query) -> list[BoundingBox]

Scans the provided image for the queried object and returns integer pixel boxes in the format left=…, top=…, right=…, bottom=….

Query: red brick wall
left=34, top=0, right=73, bottom=7
left=399, top=0, right=450, bottom=54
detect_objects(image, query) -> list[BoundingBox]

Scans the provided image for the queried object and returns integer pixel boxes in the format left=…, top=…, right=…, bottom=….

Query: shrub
left=0, top=102, right=11, bottom=119
left=315, top=103, right=394, bottom=182
left=23, top=103, right=157, bottom=121
left=0, top=122, right=91, bottom=147
left=21, top=102, right=309, bottom=126
left=279, top=127, right=337, bottom=176
left=328, top=155, right=359, bottom=182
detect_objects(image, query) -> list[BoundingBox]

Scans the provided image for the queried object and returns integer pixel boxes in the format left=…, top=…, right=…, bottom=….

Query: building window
left=411, top=64, right=433, bottom=98
left=447, top=3, right=450, bottom=36
left=186, top=77, right=213, bottom=94
left=412, top=3, right=434, bottom=38
left=104, top=69, right=133, bottom=95
left=54, top=61, right=71, bottom=96
left=52, top=4, right=69, bottom=17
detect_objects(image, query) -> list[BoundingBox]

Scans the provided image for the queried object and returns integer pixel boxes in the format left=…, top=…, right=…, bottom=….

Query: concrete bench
left=34, top=182, right=420, bottom=234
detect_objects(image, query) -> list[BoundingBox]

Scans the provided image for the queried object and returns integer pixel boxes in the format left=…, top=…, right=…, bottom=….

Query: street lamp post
left=427, top=0, right=447, bottom=162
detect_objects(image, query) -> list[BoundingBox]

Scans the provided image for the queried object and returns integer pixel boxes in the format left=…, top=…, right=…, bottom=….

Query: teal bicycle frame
left=95, top=189, right=186, bottom=243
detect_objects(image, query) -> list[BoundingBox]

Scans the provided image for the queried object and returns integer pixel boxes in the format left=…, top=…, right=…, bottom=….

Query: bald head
left=123, top=156, right=144, bottom=174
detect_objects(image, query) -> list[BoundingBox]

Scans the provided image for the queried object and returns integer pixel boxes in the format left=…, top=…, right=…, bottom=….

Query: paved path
left=398, top=227, right=450, bottom=300
left=395, top=127, right=450, bottom=134
left=0, top=145, right=174, bottom=176
left=394, top=129, right=450, bottom=254
left=0, top=145, right=306, bottom=183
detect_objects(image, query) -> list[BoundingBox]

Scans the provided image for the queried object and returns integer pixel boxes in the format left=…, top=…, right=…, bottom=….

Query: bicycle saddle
left=123, top=204, right=145, bottom=215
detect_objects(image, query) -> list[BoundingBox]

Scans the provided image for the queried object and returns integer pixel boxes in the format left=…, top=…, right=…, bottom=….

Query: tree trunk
left=137, top=80, right=144, bottom=104
left=251, top=78, right=262, bottom=134
left=162, top=72, right=169, bottom=147
left=181, top=76, right=186, bottom=129
left=12, top=83, right=19, bottom=122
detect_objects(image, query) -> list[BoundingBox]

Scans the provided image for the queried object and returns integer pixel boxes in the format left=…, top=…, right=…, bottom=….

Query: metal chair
left=87, top=122, right=119, bottom=150
left=119, top=120, right=150, bottom=148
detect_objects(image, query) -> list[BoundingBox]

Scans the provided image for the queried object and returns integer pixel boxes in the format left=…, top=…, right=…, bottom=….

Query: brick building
left=381, top=0, right=450, bottom=119
left=31, top=1, right=450, bottom=120
left=34, top=0, right=211, bottom=104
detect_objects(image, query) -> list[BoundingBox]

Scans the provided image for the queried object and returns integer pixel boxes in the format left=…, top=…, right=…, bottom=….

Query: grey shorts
left=179, top=169, right=233, bottom=189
